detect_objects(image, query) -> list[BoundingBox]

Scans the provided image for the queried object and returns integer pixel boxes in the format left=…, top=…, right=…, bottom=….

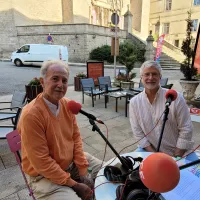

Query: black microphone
left=67, top=100, right=104, bottom=124
left=165, top=89, right=178, bottom=106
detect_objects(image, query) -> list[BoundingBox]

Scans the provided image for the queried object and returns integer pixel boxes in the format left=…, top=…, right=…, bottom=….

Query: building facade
left=149, top=0, right=200, bottom=48
left=0, top=0, right=134, bottom=60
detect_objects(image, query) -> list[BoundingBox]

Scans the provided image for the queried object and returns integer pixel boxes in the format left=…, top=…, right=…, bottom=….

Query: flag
left=155, top=34, right=165, bottom=62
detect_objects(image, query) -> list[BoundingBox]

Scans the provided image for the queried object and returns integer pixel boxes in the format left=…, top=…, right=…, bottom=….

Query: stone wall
left=16, top=24, right=130, bottom=62
left=0, top=0, right=18, bottom=58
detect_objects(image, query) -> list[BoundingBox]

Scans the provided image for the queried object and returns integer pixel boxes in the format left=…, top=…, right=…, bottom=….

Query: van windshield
left=18, top=45, right=30, bottom=53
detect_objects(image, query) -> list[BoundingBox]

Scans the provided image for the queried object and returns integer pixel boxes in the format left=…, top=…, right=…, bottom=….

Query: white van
left=11, top=44, right=68, bottom=66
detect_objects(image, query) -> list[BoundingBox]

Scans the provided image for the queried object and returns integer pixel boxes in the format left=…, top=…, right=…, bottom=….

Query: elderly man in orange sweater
left=17, top=60, right=102, bottom=200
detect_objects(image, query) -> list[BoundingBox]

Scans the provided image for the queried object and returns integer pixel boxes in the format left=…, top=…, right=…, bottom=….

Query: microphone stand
left=148, top=105, right=170, bottom=200
left=156, top=105, right=170, bottom=152
left=88, top=118, right=132, bottom=173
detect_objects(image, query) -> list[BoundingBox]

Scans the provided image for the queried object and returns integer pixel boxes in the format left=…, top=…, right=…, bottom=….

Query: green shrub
left=89, top=45, right=114, bottom=63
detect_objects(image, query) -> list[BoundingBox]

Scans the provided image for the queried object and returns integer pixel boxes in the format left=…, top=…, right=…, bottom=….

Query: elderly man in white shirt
left=129, top=60, right=197, bottom=161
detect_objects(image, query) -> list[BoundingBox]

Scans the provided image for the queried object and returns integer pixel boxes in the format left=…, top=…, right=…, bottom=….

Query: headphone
left=104, top=156, right=149, bottom=200
left=116, top=179, right=148, bottom=200
left=116, top=171, right=148, bottom=200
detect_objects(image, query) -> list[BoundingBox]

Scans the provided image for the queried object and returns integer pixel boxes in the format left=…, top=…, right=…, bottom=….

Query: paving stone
left=0, top=193, right=19, bottom=200
left=1, top=153, right=17, bottom=168
left=0, top=166, right=26, bottom=199
left=17, top=188, right=32, bottom=200
left=0, top=140, right=10, bottom=155
left=0, top=156, right=5, bottom=171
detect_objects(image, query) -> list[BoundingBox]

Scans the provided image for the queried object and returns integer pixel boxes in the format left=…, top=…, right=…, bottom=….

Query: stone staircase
left=154, top=41, right=186, bottom=69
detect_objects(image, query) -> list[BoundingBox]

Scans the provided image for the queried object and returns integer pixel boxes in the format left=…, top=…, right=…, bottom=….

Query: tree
left=180, top=11, right=197, bottom=80
left=117, top=41, right=145, bottom=81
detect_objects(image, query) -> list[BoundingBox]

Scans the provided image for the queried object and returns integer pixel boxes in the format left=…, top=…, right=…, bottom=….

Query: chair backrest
left=139, top=80, right=144, bottom=88
left=13, top=107, right=22, bottom=128
left=98, top=76, right=112, bottom=89
left=81, top=78, right=95, bottom=90
left=162, top=84, right=173, bottom=89
left=160, top=78, right=168, bottom=86
left=6, top=130, right=36, bottom=200
left=11, top=91, right=26, bottom=110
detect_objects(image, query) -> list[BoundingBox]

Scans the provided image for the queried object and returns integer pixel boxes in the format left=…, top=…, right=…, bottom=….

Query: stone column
left=145, top=31, right=155, bottom=61
left=124, top=5, right=133, bottom=33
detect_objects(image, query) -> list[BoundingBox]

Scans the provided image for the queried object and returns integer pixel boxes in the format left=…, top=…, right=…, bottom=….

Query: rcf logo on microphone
left=139, top=162, right=145, bottom=180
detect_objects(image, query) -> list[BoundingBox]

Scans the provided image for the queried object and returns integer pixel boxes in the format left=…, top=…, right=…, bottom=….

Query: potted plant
left=74, top=72, right=87, bottom=91
left=179, top=11, right=200, bottom=103
left=116, top=41, right=145, bottom=89
left=25, top=77, right=43, bottom=102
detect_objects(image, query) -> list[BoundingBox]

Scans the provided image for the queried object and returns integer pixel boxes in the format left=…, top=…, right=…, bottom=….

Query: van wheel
left=14, top=59, right=23, bottom=67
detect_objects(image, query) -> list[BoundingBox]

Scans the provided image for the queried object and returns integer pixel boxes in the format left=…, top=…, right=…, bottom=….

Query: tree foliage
left=89, top=41, right=145, bottom=81
left=180, top=11, right=198, bottom=80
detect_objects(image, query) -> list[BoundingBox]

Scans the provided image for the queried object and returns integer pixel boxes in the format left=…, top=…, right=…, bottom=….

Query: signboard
left=47, top=33, right=53, bottom=44
left=155, top=34, right=165, bottom=62
left=110, top=27, right=120, bottom=32
left=87, top=61, right=104, bottom=85
left=192, top=23, right=200, bottom=73
left=111, top=37, right=119, bottom=56
left=111, top=13, right=119, bottom=25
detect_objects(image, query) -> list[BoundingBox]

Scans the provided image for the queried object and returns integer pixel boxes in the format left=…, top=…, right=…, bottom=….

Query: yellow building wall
left=150, top=0, right=200, bottom=46
left=73, top=0, right=91, bottom=23
left=12, top=0, right=63, bottom=26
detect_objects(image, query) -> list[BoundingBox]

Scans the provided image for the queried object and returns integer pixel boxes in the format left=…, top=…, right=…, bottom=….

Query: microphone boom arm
left=88, top=118, right=131, bottom=171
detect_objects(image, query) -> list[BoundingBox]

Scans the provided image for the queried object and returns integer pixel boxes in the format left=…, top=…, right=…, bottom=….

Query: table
left=94, top=152, right=198, bottom=200
left=104, top=90, right=136, bottom=112
left=95, top=152, right=153, bottom=200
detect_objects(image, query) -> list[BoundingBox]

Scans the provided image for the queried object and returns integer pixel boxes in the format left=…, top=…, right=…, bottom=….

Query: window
left=163, top=23, right=170, bottom=34
left=155, top=21, right=160, bottom=34
left=174, top=40, right=179, bottom=47
left=18, top=45, right=30, bottom=53
left=165, top=0, right=172, bottom=11
left=194, top=0, right=200, bottom=6
left=192, top=19, right=198, bottom=31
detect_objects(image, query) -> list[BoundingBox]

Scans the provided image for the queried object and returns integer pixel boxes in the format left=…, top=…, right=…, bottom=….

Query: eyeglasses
left=142, top=72, right=160, bottom=78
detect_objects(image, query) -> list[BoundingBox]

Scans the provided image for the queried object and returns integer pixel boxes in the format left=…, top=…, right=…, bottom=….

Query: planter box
left=25, top=85, right=43, bottom=102
left=120, top=81, right=134, bottom=90
left=74, top=77, right=85, bottom=91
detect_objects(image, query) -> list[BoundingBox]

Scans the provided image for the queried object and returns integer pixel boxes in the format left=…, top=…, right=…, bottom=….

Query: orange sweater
left=17, top=94, right=89, bottom=187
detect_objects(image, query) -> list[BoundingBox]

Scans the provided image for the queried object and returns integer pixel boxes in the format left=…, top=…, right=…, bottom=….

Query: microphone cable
left=98, top=110, right=165, bottom=170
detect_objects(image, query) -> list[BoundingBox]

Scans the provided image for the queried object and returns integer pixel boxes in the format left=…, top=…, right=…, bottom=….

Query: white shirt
left=43, top=97, right=60, bottom=116
left=129, top=87, right=194, bottom=156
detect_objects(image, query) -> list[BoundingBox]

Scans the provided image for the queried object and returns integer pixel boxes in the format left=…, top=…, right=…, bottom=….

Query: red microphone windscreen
left=139, top=153, right=180, bottom=193
left=67, top=100, right=82, bottom=115
left=165, top=89, right=178, bottom=101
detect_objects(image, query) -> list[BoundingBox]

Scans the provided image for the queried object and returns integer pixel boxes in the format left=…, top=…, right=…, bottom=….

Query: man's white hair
left=40, top=60, right=69, bottom=78
left=140, top=60, right=162, bottom=76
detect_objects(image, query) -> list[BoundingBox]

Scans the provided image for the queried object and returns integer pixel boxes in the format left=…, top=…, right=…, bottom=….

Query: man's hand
left=144, top=145, right=155, bottom=152
left=174, top=148, right=186, bottom=157
left=80, top=176, right=94, bottom=189
left=72, top=183, right=93, bottom=200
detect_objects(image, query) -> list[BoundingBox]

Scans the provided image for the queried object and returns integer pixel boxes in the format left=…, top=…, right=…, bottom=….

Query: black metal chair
left=98, top=76, right=121, bottom=92
left=80, top=78, right=105, bottom=107
left=0, top=91, right=26, bottom=124
left=0, top=107, right=22, bottom=139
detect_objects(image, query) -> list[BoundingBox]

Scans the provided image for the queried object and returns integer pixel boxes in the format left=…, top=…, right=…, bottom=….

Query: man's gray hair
left=40, top=60, right=69, bottom=78
left=140, top=60, right=162, bottom=76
